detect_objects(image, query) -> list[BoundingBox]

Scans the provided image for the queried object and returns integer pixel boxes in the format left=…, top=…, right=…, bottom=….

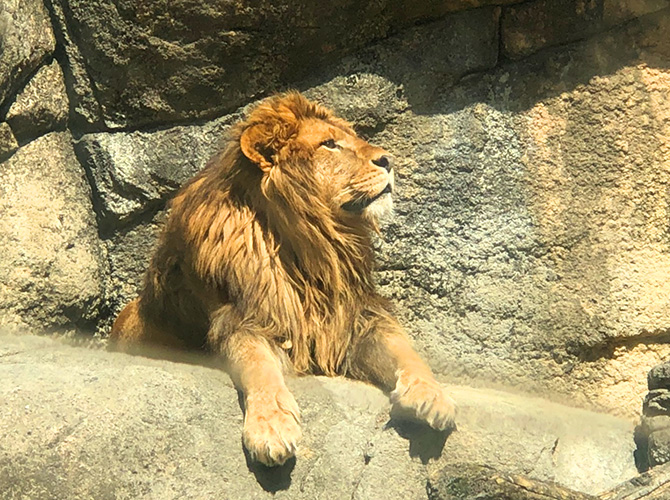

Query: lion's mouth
left=342, top=183, right=393, bottom=213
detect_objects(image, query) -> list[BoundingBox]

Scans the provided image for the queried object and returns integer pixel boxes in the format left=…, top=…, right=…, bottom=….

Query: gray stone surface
left=501, top=0, right=670, bottom=59
left=0, top=333, right=638, bottom=499
left=604, top=0, right=670, bottom=25
left=501, top=0, right=604, bottom=59
left=426, top=464, right=596, bottom=499
left=43, top=0, right=104, bottom=130
left=49, top=1, right=500, bottom=129
left=601, top=462, right=670, bottom=500
left=76, top=113, right=238, bottom=229
left=325, top=8, right=670, bottom=418
left=0, top=0, right=56, bottom=108
left=0, top=122, right=18, bottom=161
left=649, top=362, right=670, bottom=391
left=5, top=60, right=69, bottom=144
left=315, top=7, right=501, bottom=113
left=0, top=133, right=108, bottom=332
left=638, top=361, right=670, bottom=469
left=79, top=7, right=499, bottom=232
left=104, top=209, right=166, bottom=321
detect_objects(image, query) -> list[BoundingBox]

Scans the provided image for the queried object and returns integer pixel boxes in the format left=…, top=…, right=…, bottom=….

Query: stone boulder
left=0, top=133, right=108, bottom=332
left=0, top=122, right=18, bottom=162
left=500, top=0, right=669, bottom=59
left=0, top=333, right=638, bottom=499
left=0, top=0, right=55, bottom=108
left=5, top=60, right=69, bottom=144
left=636, top=361, right=670, bottom=470
left=45, top=0, right=503, bottom=130
left=75, top=113, right=239, bottom=230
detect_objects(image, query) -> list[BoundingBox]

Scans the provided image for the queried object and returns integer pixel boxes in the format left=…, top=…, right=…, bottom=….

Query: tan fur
left=110, top=92, right=455, bottom=466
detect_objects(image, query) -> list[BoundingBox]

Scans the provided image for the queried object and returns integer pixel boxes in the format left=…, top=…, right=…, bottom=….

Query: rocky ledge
left=0, top=332, right=651, bottom=499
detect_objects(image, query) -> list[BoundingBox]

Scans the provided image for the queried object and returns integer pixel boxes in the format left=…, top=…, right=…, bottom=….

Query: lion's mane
left=135, top=93, right=387, bottom=375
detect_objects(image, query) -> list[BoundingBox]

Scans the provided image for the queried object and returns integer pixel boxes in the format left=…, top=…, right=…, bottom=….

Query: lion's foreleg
left=211, top=314, right=301, bottom=467
left=348, top=310, right=456, bottom=431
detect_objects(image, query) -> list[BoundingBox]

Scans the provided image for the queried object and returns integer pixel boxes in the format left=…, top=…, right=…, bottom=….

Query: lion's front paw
left=243, top=387, right=302, bottom=467
left=390, top=371, right=456, bottom=431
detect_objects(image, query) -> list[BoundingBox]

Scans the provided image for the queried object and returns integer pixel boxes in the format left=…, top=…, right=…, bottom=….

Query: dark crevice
left=575, top=329, right=670, bottom=363
left=57, top=0, right=109, bottom=130
left=0, top=148, right=17, bottom=164
left=99, top=199, right=169, bottom=239
left=79, top=107, right=244, bottom=137
left=43, top=0, right=106, bottom=136
left=70, top=137, right=116, bottom=238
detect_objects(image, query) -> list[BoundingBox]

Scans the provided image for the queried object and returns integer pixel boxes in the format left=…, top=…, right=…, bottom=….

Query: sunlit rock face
left=0, top=334, right=639, bottom=498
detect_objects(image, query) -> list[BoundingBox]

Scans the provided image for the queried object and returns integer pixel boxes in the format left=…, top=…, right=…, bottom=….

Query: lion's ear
left=240, top=124, right=274, bottom=172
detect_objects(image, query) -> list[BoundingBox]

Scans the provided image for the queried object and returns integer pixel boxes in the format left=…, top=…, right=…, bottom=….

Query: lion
left=109, top=92, right=456, bottom=466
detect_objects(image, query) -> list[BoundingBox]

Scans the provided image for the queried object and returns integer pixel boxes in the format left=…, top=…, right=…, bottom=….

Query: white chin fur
left=362, top=193, right=393, bottom=222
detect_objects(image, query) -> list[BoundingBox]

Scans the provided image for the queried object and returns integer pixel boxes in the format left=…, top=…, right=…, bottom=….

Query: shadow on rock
left=386, top=419, right=453, bottom=464
left=243, top=447, right=295, bottom=493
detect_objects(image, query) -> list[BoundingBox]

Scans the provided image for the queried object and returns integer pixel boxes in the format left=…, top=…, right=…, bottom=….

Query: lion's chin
left=362, top=193, right=393, bottom=222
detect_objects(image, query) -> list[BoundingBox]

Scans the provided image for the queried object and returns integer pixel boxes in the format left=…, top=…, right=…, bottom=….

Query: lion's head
left=236, top=92, right=395, bottom=224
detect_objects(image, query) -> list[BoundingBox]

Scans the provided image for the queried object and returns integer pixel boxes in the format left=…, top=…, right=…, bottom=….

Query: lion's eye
left=320, top=139, right=338, bottom=149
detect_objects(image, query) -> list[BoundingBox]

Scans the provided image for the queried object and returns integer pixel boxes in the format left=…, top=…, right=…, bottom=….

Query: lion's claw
left=243, top=387, right=302, bottom=466
left=390, top=371, right=456, bottom=431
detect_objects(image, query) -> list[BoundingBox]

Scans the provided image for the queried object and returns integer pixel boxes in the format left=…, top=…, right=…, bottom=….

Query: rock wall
left=2, top=0, right=670, bottom=419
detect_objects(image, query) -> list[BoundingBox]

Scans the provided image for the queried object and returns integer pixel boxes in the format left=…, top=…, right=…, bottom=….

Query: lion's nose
left=371, top=155, right=393, bottom=172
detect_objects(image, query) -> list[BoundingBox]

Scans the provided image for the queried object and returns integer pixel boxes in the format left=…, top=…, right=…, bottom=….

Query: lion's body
left=110, top=93, right=455, bottom=466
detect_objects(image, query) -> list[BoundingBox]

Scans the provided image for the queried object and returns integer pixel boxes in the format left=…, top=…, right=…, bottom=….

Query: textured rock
left=0, top=0, right=56, bottom=108
left=76, top=113, right=238, bottom=229
left=502, top=0, right=670, bottom=59
left=5, top=60, right=69, bottom=144
left=331, top=7, right=501, bottom=113
left=361, top=10, right=670, bottom=419
left=0, top=133, right=108, bottom=332
left=648, top=429, right=670, bottom=467
left=426, top=464, right=595, bottom=500
left=604, top=0, right=670, bottom=25
left=79, top=7, right=499, bottom=232
left=298, top=8, right=670, bottom=419
left=601, top=462, right=670, bottom=499
left=650, top=362, right=670, bottom=390
left=43, top=0, right=104, bottom=130
left=0, top=334, right=638, bottom=499
left=305, top=73, right=410, bottom=134
left=50, top=1, right=500, bottom=129
left=386, top=0, right=517, bottom=24
left=501, top=0, right=603, bottom=60
left=0, top=122, right=18, bottom=161
left=104, top=209, right=166, bottom=321
left=638, top=361, right=670, bottom=469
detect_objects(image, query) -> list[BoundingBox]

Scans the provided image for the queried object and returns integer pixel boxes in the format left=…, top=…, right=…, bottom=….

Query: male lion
left=110, top=92, right=456, bottom=466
